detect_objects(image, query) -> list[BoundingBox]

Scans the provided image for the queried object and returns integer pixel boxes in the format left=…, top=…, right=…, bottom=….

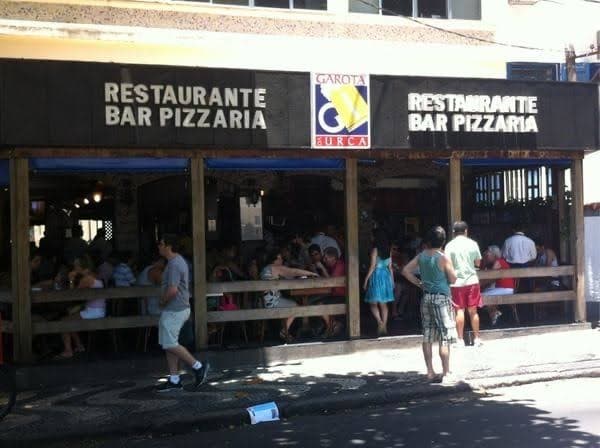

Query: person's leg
left=58, top=312, right=84, bottom=357
left=60, top=333, right=73, bottom=357
left=167, top=344, right=199, bottom=368
left=158, top=309, right=208, bottom=388
left=285, top=316, right=295, bottom=331
left=166, top=349, right=180, bottom=375
left=455, top=308, right=465, bottom=342
left=396, top=291, right=408, bottom=317
left=369, top=303, right=382, bottom=325
left=422, top=342, right=435, bottom=379
left=72, top=332, right=85, bottom=352
left=379, top=303, right=389, bottom=331
left=467, top=306, right=480, bottom=340
left=439, top=342, right=450, bottom=375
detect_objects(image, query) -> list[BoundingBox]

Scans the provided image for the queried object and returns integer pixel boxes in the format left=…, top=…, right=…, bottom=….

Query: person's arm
left=441, top=254, right=457, bottom=285
left=388, top=251, right=394, bottom=282
left=528, top=240, right=538, bottom=264
left=227, top=261, right=247, bottom=279
left=474, top=247, right=482, bottom=269
left=126, top=267, right=136, bottom=286
left=545, top=249, right=557, bottom=267
left=401, top=255, right=422, bottom=289
left=78, top=274, right=96, bottom=290
left=363, top=248, right=378, bottom=291
left=314, top=262, right=329, bottom=277
left=501, top=241, right=509, bottom=260
left=148, top=266, right=163, bottom=285
left=160, top=266, right=180, bottom=306
left=277, top=265, right=319, bottom=278
left=480, top=260, right=500, bottom=289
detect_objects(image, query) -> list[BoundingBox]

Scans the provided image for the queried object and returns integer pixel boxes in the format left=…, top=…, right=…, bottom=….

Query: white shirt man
left=502, top=231, right=537, bottom=266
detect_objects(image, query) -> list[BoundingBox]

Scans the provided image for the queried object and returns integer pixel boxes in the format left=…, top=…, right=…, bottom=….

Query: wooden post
left=10, top=158, right=32, bottom=362
left=190, top=158, right=208, bottom=350
left=556, top=169, right=568, bottom=264
left=570, top=159, right=585, bottom=322
left=449, top=155, right=462, bottom=229
left=345, top=158, right=360, bottom=338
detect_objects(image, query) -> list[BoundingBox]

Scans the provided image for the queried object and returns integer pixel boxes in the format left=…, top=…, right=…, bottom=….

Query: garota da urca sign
left=311, top=73, right=370, bottom=149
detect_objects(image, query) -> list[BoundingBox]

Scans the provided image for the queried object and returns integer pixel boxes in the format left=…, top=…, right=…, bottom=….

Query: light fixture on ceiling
left=93, top=181, right=104, bottom=203
left=83, top=198, right=90, bottom=205
left=74, top=202, right=80, bottom=209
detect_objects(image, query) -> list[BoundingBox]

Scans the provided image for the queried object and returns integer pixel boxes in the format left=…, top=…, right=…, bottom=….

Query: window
left=475, top=167, right=553, bottom=205
left=474, top=172, right=502, bottom=205
left=30, top=224, right=46, bottom=247
left=350, top=0, right=480, bottom=20
left=507, top=62, right=560, bottom=82
left=79, top=220, right=113, bottom=243
left=503, top=167, right=553, bottom=203
left=197, top=0, right=327, bottom=9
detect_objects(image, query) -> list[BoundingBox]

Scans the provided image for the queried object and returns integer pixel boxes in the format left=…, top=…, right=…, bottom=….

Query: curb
left=9, top=365, right=600, bottom=446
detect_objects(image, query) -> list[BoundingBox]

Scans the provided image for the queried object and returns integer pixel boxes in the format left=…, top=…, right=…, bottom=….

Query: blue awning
left=28, top=157, right=344, bottom=172
left=205, top=158, right=344, bottom=171
left=30, top=158, right=189, bottom=173
left=434, top=159, right=572, bottom=167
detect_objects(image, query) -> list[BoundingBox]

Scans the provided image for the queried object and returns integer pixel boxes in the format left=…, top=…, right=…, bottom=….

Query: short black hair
left=323, top=246, right=339, bottom=259
left=425, top=226, right=446, bottom=249
left=266, top=248, right=282, bottom=264
left=452, top=221, right=468, bottom=235
left=161, top=234, right=180, bottom=253
left=308, top=244, right=321, bottom=255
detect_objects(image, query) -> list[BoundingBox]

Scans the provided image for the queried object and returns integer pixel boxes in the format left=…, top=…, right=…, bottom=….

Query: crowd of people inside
left=0, top=216, right=566, bottom=362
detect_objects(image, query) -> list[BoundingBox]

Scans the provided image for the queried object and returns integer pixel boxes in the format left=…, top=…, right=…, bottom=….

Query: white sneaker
left=441, top=373, right=461, bottom=386
left=451, top=339, right=465, bottom=349
left=473, top=338, right=483, bottom=347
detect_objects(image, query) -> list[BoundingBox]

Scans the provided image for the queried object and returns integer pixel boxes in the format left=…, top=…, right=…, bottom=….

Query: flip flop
left=53, top=353, right=74, bottom=361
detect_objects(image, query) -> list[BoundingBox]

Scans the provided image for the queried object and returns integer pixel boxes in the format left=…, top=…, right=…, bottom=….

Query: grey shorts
left=158, top=308, right=191, bottom=349
left=421, top=293, right=457, bottom=345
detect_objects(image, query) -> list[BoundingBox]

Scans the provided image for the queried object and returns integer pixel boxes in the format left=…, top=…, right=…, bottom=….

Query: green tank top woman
left=418, top=251, right=450, bottom=296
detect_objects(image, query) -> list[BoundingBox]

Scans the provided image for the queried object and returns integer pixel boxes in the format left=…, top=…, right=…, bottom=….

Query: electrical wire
left=352, top=0, right=591, bottom=53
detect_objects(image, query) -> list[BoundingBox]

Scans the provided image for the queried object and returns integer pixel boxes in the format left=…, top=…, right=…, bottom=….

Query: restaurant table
left=289, top=287, right=332, bottom=336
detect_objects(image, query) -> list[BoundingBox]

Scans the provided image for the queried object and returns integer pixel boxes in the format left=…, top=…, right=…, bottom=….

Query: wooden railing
left=1, top=266, right=578, bottom=336
left=29, top=277, right=346, bottom=335
left=479, top=265, right=575, bottom=306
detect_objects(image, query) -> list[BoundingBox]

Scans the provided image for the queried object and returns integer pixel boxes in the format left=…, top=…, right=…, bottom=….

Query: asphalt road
left=47, top=378, right=600, bottom=448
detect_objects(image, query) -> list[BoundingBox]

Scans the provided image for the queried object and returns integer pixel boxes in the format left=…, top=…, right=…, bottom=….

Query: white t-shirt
left=502, top=233, right=537, bottom=264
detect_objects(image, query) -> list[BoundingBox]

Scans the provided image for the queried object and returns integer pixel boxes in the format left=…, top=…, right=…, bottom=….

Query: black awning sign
left=103, top=82, right=268, bottom=129
left=407, top=93, right=539, bottom=133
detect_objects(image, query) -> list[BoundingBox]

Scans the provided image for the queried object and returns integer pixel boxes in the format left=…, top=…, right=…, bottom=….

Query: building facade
left=0, top=0, right=598, bottom=362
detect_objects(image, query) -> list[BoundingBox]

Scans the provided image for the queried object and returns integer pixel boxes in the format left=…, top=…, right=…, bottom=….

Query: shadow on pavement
left=6, top=369, right=596, bottom=448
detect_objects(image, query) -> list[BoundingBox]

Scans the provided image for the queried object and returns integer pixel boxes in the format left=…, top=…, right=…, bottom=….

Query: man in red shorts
left=445, top=221, right=483, bottom=347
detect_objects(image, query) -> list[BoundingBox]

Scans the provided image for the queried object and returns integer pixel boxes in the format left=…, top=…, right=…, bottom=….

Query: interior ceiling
left=29, top=175, right=111, bottom=202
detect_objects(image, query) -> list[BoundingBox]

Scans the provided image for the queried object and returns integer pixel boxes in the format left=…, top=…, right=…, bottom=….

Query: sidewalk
left=2, top=328, right=599, bottom=444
